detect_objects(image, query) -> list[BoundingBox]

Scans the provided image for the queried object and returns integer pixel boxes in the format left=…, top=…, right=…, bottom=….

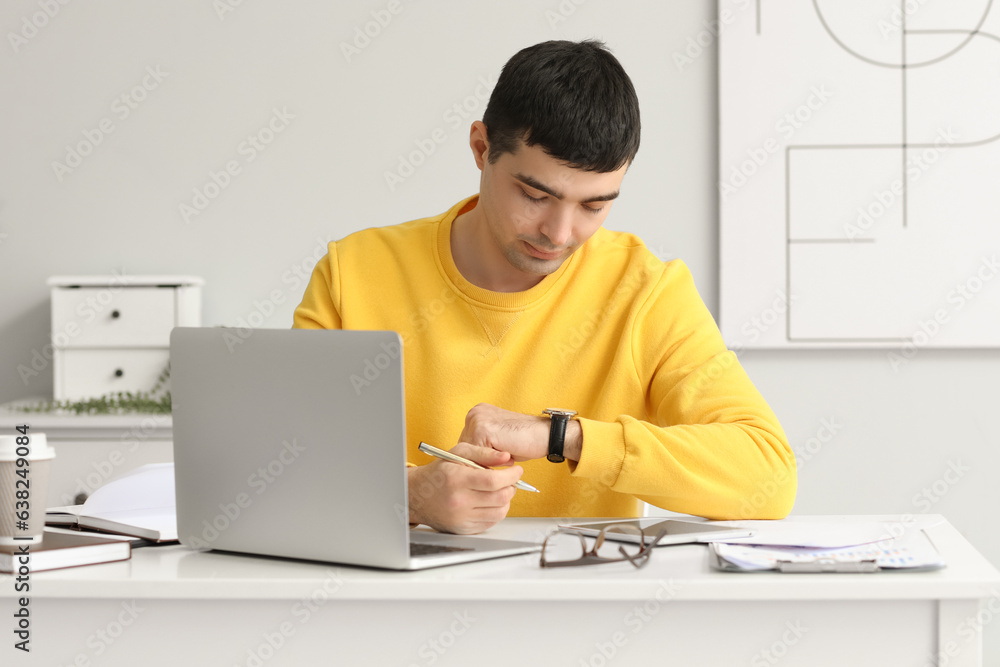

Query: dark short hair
left=482, top=39, right=640, bottom=172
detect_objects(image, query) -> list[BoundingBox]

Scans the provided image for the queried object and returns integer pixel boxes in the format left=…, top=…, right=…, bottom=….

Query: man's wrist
left=406, top=466, right=424, bottom=527
left=562, top=420, right=583, bottom=462
left=542, top=409, right=574, bottom=462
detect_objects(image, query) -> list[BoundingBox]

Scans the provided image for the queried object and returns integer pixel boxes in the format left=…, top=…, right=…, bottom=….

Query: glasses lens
left=542, top=530, right=588, bottom=564
left=594, top=525, right=645, bottom=561
left=541, top=525, right=655, bottom=568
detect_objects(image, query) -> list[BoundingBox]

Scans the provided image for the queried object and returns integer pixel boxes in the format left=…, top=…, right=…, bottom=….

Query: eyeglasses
left=540, top=524, right=669, bottom=569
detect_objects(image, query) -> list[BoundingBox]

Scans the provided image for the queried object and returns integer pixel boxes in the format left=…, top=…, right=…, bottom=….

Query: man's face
left=477, top=140, right=629, bottom=277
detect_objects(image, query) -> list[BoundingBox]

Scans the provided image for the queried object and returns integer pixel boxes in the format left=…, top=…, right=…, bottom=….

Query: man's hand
left=408, top=442, right=523, bottom=535
left=459, top=403, right=582, bottom=461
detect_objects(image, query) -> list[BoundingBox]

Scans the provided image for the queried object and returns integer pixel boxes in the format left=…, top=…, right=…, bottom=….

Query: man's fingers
left=468, top=505, right=510, bottom=527
left=451, top=441, right=512, bottom=467
left=411, top=441, right=523, bottom=534
left=429, top=445, right=524, bottom=492
left=470, top=485, right=517, bottom=510
left=442, top=460, right=523, bottom=493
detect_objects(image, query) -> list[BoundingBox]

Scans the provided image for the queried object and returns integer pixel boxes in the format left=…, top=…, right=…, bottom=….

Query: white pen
left=418, top=442, right=540, bottom=493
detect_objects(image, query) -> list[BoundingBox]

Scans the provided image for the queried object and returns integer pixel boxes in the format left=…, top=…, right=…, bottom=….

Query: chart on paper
left=719, top=0, right=1000, bottom=348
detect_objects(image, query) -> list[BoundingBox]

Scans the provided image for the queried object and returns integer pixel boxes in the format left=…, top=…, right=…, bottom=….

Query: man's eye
left=520, top=189, right=545, bottom=203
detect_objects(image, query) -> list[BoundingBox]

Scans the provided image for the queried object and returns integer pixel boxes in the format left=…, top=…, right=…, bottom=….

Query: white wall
left=2, top=0, right=998, bottom=660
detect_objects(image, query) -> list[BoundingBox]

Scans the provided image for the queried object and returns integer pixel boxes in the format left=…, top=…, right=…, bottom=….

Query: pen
left=417, top=442, right=540, bottom=493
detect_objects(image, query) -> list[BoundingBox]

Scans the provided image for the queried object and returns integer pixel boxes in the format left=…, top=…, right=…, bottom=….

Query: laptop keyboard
left=410, top=542, right=474, bottom=557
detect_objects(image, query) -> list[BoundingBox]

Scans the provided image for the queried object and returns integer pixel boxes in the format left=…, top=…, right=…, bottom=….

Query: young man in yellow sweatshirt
left=293, top=40, right=796, bottom=534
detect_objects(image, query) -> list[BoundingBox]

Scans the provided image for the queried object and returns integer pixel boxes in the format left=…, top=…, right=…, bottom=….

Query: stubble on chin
left=503, top=240, right=567, bottom=276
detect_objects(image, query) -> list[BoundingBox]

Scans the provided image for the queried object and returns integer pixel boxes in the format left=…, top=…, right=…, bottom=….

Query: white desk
left=2, top=515, right=998, bottom=666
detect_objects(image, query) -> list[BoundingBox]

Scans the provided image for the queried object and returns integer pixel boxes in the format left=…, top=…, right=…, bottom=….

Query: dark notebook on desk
left=0, top=529, right=131, bottom=573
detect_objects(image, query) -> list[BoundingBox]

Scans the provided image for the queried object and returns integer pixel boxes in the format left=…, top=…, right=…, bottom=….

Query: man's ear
left=469, top=120, right=490, bottom=170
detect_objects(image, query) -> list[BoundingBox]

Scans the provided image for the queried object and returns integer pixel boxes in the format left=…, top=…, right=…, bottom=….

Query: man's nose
left=539, top=207, right=574, bottom=247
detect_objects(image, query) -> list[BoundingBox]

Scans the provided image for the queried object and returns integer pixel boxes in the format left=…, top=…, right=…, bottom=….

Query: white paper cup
left=0, top=432, right=55, bottom=546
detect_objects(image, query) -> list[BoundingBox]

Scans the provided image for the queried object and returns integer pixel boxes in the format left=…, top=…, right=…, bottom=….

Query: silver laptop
left=169, top=327, right=540, bottom=570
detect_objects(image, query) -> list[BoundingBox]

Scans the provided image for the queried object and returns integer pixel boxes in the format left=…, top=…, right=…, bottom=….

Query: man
left=293, top=40, right=796, bottom=534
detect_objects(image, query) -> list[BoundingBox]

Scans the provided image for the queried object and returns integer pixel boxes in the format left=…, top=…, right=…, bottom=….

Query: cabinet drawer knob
left=114, top=368, right=124, bottom=378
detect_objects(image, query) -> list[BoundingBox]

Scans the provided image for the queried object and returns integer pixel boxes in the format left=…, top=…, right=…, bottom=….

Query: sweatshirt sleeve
left=569, top=261, right=797, bottom=520
left=292, top=243, right=343, bottom=330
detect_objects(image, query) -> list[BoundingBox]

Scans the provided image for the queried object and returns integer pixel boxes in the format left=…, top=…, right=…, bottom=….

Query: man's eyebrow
left=514, top=173, right=620, bottom=204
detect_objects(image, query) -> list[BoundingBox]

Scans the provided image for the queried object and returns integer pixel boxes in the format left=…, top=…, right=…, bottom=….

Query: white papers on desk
left=708, top=520, right=896, bottom=548
left=708, top=522, right=945, bottom=573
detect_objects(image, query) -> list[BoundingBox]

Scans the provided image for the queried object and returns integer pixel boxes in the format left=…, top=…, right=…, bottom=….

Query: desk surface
left=4, top=515, right=1000, bottom=667
left=4, top=515, right=998, bottom=602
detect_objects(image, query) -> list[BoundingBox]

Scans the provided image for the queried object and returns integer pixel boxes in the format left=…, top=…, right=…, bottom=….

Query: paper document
left=82, top=462, right=175, bottom=514
left=710, top=529, right=945, bottom=573
left=709, top=520, right=896, bottom=548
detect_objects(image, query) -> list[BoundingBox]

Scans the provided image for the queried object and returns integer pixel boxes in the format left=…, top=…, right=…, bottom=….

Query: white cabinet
left=50, top=287, right=178, bottom=347
left=48, top=275, right=203, bottom=401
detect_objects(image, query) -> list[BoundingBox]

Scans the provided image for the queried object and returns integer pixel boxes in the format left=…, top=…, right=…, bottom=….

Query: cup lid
left=0, top=433, right=55, bottom=460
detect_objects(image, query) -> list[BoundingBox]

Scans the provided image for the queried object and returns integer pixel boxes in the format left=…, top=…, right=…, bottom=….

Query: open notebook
left=46, top=463, right=177, bottom=542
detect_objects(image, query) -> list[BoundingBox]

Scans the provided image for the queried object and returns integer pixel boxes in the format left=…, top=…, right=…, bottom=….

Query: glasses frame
left=539, top=524, right=669, bottom=569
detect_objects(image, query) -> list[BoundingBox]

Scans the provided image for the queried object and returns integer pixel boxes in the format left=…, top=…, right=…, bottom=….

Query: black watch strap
left=543, top=409, right=577, bottom=463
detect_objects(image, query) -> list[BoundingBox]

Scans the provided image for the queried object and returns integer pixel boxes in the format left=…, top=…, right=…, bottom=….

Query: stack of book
left=3, top=462, right=181, bottom=574
left=0, top=529, right=131, bottom=573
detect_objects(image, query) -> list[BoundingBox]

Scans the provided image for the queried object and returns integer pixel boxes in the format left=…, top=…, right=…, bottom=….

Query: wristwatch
left=543, top=408, right=577, bottom=463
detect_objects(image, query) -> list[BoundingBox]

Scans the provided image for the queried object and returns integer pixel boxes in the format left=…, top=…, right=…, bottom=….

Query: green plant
left=14, top=366, right=172, bottom=415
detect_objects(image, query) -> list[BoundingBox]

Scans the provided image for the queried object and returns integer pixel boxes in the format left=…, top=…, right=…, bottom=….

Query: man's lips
left=523, top=241, right=564, bottom=260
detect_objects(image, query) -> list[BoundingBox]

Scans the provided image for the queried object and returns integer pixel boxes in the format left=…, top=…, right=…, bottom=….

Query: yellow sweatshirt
left=293, top=196, right=796, bottom=519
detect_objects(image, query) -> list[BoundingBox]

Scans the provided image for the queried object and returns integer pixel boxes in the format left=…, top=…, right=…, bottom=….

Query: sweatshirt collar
left=436, top=195, right=577, bottom=310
